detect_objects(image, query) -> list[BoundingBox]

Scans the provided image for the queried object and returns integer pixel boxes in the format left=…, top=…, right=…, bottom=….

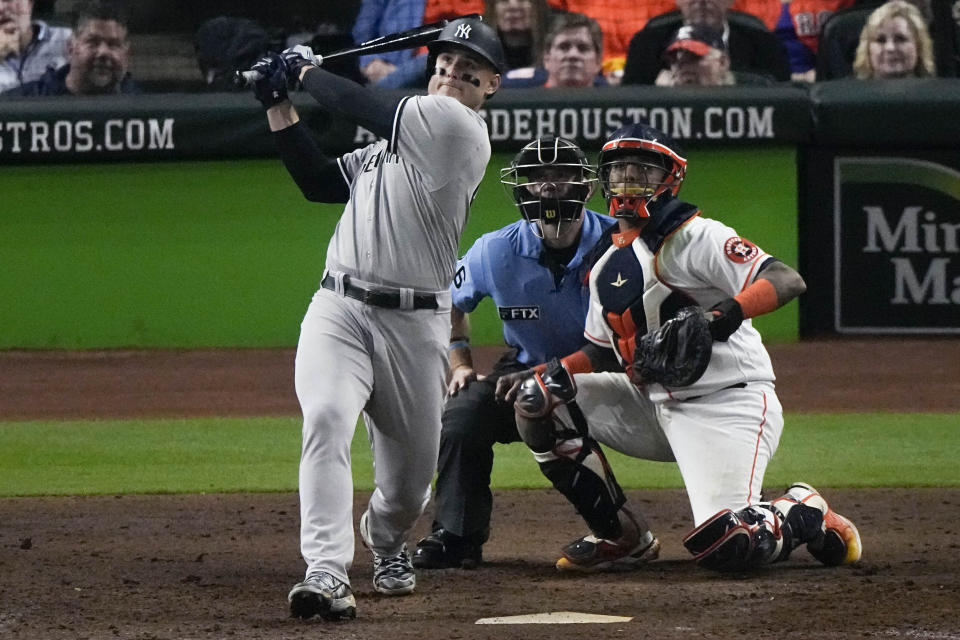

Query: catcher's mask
left=598, top=122, right=687, bottom=221
left=499, top=136, right=596, bottom=239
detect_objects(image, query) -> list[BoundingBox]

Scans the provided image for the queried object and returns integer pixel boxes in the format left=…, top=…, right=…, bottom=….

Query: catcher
left=496, top=121, right=862, bottom=572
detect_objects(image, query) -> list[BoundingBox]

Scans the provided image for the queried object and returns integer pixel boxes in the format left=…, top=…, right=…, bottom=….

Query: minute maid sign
left=835, top=158, right=960, bottom=333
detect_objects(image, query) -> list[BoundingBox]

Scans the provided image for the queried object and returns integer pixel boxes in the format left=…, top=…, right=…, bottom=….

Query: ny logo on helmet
left=456, top=24, right=472, bottom=39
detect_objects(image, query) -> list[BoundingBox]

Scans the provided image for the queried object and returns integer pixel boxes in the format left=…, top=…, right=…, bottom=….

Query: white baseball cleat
left=288, top=571, right=356, bottom=620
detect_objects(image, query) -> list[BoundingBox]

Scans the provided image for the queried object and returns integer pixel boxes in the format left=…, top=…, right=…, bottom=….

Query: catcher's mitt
left=633, top=306, right=713, bottom=387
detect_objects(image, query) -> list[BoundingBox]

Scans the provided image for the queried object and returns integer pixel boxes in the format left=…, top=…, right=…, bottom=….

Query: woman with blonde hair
left=853, top=0, right=935, bottom=79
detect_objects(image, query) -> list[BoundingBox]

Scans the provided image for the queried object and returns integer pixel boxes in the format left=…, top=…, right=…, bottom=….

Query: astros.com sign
left=0, top=118, right=174, bottom=153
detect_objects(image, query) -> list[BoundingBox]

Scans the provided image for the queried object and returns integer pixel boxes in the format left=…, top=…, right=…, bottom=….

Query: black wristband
left=708, top=298, right=744, bottom=342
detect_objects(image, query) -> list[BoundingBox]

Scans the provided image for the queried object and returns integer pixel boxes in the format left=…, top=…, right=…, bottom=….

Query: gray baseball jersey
left=330, top=94, right=491, bottom=291
left=296, top=94, right=491, bottom=587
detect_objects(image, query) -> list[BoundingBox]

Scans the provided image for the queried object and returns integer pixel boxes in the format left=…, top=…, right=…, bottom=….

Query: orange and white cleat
left=555, top=508, right=660, bottom=572
left=784, top=482, right=862, bottom=566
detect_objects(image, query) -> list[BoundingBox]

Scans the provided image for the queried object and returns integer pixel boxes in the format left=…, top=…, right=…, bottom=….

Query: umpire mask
left=500, top=137, right=595, bottom=239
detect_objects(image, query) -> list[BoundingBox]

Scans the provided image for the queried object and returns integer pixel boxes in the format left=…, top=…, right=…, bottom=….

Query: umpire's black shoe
left=412, top=529, right=482, bottom=569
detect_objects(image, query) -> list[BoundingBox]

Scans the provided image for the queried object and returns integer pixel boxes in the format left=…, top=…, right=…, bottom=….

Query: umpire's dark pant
left=431, top=355, right=527, bottom=544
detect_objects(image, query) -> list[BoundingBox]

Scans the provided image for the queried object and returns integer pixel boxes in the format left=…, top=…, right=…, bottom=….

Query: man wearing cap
left=622, top=0, right=790, bottom=85
left=655, top=24, right=735, bottom=86
left=243, top=16, right=505, bottom=621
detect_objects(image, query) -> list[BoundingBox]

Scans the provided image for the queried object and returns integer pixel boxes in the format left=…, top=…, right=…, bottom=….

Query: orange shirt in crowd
left=423, top=0, right=486, bottom=23
left=731, top=0, right=854, bottom=53
left=548, top=0, right=678, bottom=73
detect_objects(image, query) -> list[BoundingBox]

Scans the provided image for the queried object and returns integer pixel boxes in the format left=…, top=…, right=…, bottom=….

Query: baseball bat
left=235, top=13, right=480, bottom=87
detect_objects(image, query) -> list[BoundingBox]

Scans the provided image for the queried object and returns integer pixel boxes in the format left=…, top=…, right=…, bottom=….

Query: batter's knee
left=300, top=401, right=357, bottom=449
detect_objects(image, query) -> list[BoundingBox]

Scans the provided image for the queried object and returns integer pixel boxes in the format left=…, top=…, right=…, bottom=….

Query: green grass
left=1, top=412, right=956, bottom=497
left=1, top=148, right=798, bottom=348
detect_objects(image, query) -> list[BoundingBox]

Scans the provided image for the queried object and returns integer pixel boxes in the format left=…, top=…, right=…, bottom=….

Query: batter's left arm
left=709, top=260, right=806, bottom=341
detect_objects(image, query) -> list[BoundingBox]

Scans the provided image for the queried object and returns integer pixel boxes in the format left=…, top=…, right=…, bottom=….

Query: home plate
left=476, top=612, right=633, bottom=624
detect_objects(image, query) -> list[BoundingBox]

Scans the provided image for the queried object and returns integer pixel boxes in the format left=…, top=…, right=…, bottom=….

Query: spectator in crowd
left=502, top=12, right=606, bottom=87
left=852, top=0, right=935, bottom=78
left=622, top=0, right=791, bottom=85
left=351, top=0, right=425, bottom=88
left=3, top=0, right=137, bottom=96
left=655, top=24, right=735, bottom=85
left=655, top=23, right=778, bottom=85
left=0, top=0, right=70, bottom=92
left=817, top=0, right=956, bottom=79
left=194, top=16, right=271, bottom=91
left=546, top=0, right=678, bottom=79
left=352, top=0, right=484, bottom=88
left=731, top=0, right=854, bottom=81
left=483, top=0, right=552, bottom=71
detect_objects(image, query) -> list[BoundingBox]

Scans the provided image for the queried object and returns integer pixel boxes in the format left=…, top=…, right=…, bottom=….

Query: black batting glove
left=250, top=53, right=289, bottom=109
left=708, top=298, right=744, bottom=341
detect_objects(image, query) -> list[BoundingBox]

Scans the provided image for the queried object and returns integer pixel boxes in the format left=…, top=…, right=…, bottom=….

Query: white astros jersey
left=584, top=214, right=776, bottom=402
left=330, top=94, right=491, bottom=291
left=566, top=210, right=786, bottom=525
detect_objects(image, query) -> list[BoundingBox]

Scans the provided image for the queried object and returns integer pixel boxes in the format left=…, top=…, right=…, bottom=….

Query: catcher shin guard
left=683, top=500, right=822, bottom=573
left=534, top=436, right=626, bottom=539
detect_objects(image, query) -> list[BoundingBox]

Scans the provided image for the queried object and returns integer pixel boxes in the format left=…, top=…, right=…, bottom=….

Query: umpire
left=414, top=137, right=635, bottom=569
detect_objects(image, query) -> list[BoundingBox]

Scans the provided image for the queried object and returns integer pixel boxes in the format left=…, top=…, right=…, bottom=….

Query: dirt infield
left=1, top=340, right=959, bottom=639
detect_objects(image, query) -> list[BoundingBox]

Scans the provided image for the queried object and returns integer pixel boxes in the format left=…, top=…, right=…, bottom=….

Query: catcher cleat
left=784, top=482, right=862, bottom=566
left=360, top=511, right=416, bottom=595
left=412, top=529, right=483, bottom=570
left=556, top=509, right=660, bottom=572
left=288, top=572, right=356, bottom=621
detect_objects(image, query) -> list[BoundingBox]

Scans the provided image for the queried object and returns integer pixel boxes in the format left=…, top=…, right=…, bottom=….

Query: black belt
left=684, top=382, right=747, bottom=402
left=321, top=275, right=439, bottom=310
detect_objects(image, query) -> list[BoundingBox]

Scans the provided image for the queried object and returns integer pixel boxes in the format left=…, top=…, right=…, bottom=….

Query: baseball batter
left=498, top=122, right=862, bottom=573
left=247, top=17, right=505, bottom=620
left=413, top=137, right=659, bottom=571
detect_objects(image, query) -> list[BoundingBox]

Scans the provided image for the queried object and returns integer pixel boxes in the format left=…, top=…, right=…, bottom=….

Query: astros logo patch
left=724, top=237, right=759, bottom=263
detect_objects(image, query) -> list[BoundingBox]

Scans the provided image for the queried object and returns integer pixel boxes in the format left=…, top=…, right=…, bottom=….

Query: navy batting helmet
left=427, top=16, right=506, bottom=76
left=500, top=136, right=596, bottom=238
left=598, top=122, right=687, bottom=221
